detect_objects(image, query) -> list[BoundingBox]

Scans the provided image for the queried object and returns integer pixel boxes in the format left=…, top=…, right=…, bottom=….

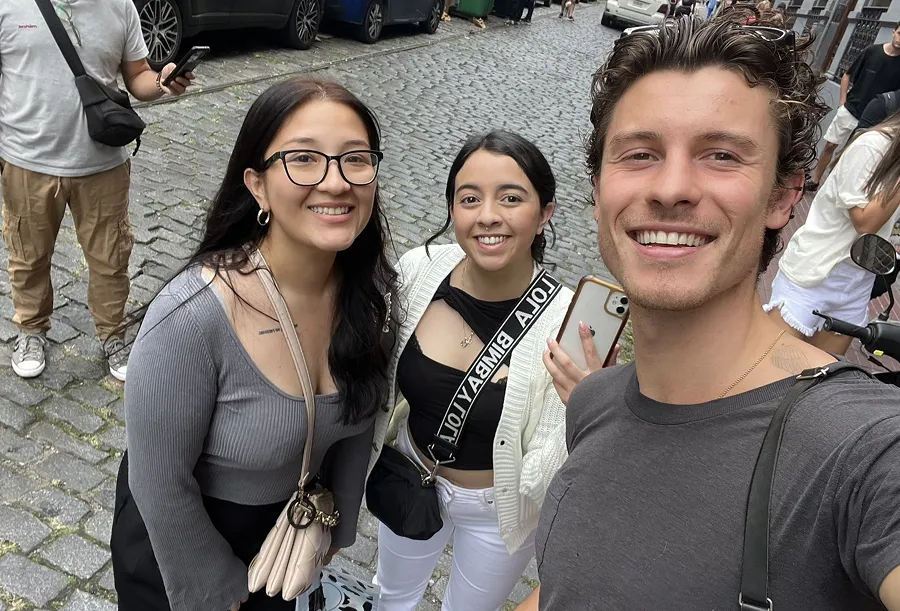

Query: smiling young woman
left=109, top=78, right=398, bottom=611
left=367, top=130, right=577, bottom=611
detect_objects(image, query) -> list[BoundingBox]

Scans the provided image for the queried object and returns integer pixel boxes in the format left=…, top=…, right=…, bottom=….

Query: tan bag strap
left=249, top=248, right=316, bottom=490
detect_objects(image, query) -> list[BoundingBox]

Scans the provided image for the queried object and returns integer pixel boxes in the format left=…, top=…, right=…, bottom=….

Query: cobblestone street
left=0, top=6, right=619, bottom=610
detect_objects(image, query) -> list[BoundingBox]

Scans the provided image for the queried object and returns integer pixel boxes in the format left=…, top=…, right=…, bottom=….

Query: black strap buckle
left=796, top=366, right=829, bottom=380
left=739, top=595, right=772, bottom=611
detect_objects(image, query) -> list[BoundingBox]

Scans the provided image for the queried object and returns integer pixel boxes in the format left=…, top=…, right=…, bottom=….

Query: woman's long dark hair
left=130, top=78, right=398, bottom=425
left=426, top=130, right=557, bottom=264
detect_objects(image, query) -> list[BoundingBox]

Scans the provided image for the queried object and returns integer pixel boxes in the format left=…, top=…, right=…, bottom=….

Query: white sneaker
left=12, top=333, right=47, bottom=378
left=103, top=338, right=129, bottom=382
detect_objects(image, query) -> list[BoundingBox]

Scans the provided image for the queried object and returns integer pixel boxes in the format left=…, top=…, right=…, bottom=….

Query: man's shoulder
left=788, top=370, right=900, bottom=447
left=567, top=363, right=634, bottom=422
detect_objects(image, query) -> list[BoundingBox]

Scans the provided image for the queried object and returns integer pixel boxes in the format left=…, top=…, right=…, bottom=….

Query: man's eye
left=628, top=152, right=653, bottom=161
left=710, top=152, right=738, bottom=162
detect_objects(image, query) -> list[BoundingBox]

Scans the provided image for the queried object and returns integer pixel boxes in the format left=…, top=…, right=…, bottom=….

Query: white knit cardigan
left=366, top=244, right=574, bottom=553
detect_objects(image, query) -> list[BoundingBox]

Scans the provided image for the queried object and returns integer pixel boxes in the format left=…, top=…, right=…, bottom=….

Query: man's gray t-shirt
left=0, top=0, right=147, bottom=176
left=536, top=364, right=900, bottom=610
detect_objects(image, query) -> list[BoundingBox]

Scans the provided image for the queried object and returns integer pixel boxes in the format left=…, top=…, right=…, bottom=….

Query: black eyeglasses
left=262, top=149, right=384, bottom=187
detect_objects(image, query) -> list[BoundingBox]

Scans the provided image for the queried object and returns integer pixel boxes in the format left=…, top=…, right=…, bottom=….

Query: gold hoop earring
left=257, top=209, right=270, bottom=226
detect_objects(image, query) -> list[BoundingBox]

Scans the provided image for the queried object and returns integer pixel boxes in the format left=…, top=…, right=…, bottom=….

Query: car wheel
left=357, top=0, right=384, bottom=44
left=135, top=0, right=183, bottom=71
left=420, top=0, right=442, bottom=33
left=284, top=0, right=321, bottom=50
left=601, top=11, right=613, bottom=25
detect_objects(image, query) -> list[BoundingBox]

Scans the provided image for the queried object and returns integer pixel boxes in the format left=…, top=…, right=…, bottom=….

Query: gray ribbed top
left=124, top=265, right=374, bottom=611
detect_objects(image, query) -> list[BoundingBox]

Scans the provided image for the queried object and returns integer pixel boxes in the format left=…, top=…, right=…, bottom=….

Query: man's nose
left=646, top=154, right=701, bottom=208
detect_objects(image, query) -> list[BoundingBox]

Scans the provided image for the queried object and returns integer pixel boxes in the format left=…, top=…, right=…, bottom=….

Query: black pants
left=110, top=453, right=294, bottom=611
left=513, top=0, right=534, bottom=20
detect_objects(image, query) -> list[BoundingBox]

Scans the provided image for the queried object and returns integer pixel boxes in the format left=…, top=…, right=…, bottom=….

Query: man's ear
left=767, top=172, right=804, bottom=230
left=244, top=168, right=267, bottom=210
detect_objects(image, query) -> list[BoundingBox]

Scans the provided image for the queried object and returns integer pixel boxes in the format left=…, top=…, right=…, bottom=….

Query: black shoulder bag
left=366, top=269, right=562, bottom=541
left=739, top=362, right=869, bottom=610
left=34, top=0, right=146, bottom=153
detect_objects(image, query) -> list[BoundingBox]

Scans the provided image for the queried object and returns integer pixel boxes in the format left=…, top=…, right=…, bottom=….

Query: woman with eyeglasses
left=110, top=78, right=397, bottom=611
left=368, top=130, right=610, bottom=611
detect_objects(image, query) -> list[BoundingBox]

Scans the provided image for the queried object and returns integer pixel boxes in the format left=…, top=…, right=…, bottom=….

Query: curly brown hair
left=586, top=15, right=829, bottom=273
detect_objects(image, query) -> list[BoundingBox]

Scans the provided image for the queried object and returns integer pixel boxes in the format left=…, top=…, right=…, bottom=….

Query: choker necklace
left=717, top=330, right=786, bottom=399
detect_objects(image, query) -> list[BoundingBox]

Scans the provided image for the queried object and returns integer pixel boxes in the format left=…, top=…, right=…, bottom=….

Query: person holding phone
left=368, top=130, right=613, bottom=611
left=110, top=78, right=397, bottom=611
left=0, top=0, right=195, bottom=382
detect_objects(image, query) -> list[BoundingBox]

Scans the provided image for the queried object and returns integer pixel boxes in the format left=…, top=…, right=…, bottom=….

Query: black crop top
left=397, top=274, right=519, bottom=471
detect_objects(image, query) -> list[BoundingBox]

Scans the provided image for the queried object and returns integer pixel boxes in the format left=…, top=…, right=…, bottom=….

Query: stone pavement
left=0, top=5, right=619, bottom=610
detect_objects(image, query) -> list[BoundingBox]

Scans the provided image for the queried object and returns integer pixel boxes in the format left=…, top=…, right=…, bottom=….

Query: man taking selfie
left=0, top=0, right=194, bottom=381
left=522, top=15, right=900, bottom=611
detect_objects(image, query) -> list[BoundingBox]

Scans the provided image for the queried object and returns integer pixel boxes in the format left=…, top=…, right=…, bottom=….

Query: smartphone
left=555, top=276, right=630, bottom=370
left=162, top=46, right=209, bottom=87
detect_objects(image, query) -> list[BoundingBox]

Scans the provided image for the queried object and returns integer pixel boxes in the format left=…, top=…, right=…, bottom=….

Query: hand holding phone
left=543, top=276, right=629, bottom=404
left=161, top=46, right=209, bottom=89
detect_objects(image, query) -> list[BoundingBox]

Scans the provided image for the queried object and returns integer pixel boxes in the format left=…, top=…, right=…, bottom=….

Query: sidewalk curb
left=134, top=2, right=600, bottom=109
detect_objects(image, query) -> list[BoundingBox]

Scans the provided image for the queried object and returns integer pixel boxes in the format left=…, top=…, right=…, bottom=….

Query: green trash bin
left=454, top=0, right=494, bottom=18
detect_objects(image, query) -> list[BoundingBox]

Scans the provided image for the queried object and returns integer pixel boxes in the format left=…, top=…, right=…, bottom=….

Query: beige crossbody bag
left=246, top=248, right=340, bottom=600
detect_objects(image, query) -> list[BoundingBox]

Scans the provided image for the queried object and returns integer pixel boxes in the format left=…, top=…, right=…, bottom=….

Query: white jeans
left=374, top=427, right=535, bottom=611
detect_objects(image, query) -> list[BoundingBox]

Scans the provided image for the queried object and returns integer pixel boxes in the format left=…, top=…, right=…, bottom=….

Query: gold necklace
left=459, top=258, right=475, bottom=348
left=717, top=330, right=786, bottom=399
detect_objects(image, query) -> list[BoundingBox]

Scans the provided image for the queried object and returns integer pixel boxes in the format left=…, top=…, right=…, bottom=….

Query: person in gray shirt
left=0, top=0, right=194, bottom=382
left=109, top=78, right=398, bottom=611
left=524, top=16, right=900, bottom=611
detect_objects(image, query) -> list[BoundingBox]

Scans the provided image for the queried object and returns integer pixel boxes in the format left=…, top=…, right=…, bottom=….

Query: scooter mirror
left=850, top=233, right=897, bottom=276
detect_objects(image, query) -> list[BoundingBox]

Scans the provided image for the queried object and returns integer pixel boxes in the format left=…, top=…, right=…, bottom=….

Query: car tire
left=357, top=0, right=385, bottom=44
left=284, top=0, right=322, bottom=50
left=135, top=0, right=183, bottom=71
left=601, top=11, right=613, bottom=25
left=420, top=0, right=442, bottom=33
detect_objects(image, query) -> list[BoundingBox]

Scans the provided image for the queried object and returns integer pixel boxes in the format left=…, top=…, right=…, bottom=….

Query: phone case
left=555, top=276, right=629, bottom=370
left=163, top=46, right=209, bottom=86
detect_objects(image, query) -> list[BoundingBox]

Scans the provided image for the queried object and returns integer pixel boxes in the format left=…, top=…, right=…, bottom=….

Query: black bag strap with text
left=427, top=268, right=562, bottom=466
left=739, top=361, right=870, bottom=611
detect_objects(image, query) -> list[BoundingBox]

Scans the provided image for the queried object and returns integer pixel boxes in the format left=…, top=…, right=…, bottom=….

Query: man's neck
left=883, top=42, right=900, bottom=57
left=631, top=276, right=787, bottom=404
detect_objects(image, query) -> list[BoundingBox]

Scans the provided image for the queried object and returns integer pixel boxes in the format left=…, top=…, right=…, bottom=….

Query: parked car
left=324, top=0, right=442, bottom=43
left=134, top=0, right=323, bottom=70
left=602, top=0, right=667, bottom=27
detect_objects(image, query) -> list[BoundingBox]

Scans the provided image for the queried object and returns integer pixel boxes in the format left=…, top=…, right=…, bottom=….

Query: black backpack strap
left=32, top=0, right=87, bottom=77
left=739, top=362, right=870, bottom=610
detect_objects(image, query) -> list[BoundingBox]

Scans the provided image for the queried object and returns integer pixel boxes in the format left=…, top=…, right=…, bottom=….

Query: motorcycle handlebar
left=814, top=311, right=871, bottom=342
left=814, top=310, right=900, bottom=362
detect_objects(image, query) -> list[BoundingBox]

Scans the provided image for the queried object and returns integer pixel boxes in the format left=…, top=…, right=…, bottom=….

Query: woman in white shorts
left=765, top=114, right=900, bottom=354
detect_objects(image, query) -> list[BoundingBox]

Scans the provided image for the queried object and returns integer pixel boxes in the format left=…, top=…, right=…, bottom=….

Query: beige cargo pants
left=0, top=159, right=134, bottom=342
